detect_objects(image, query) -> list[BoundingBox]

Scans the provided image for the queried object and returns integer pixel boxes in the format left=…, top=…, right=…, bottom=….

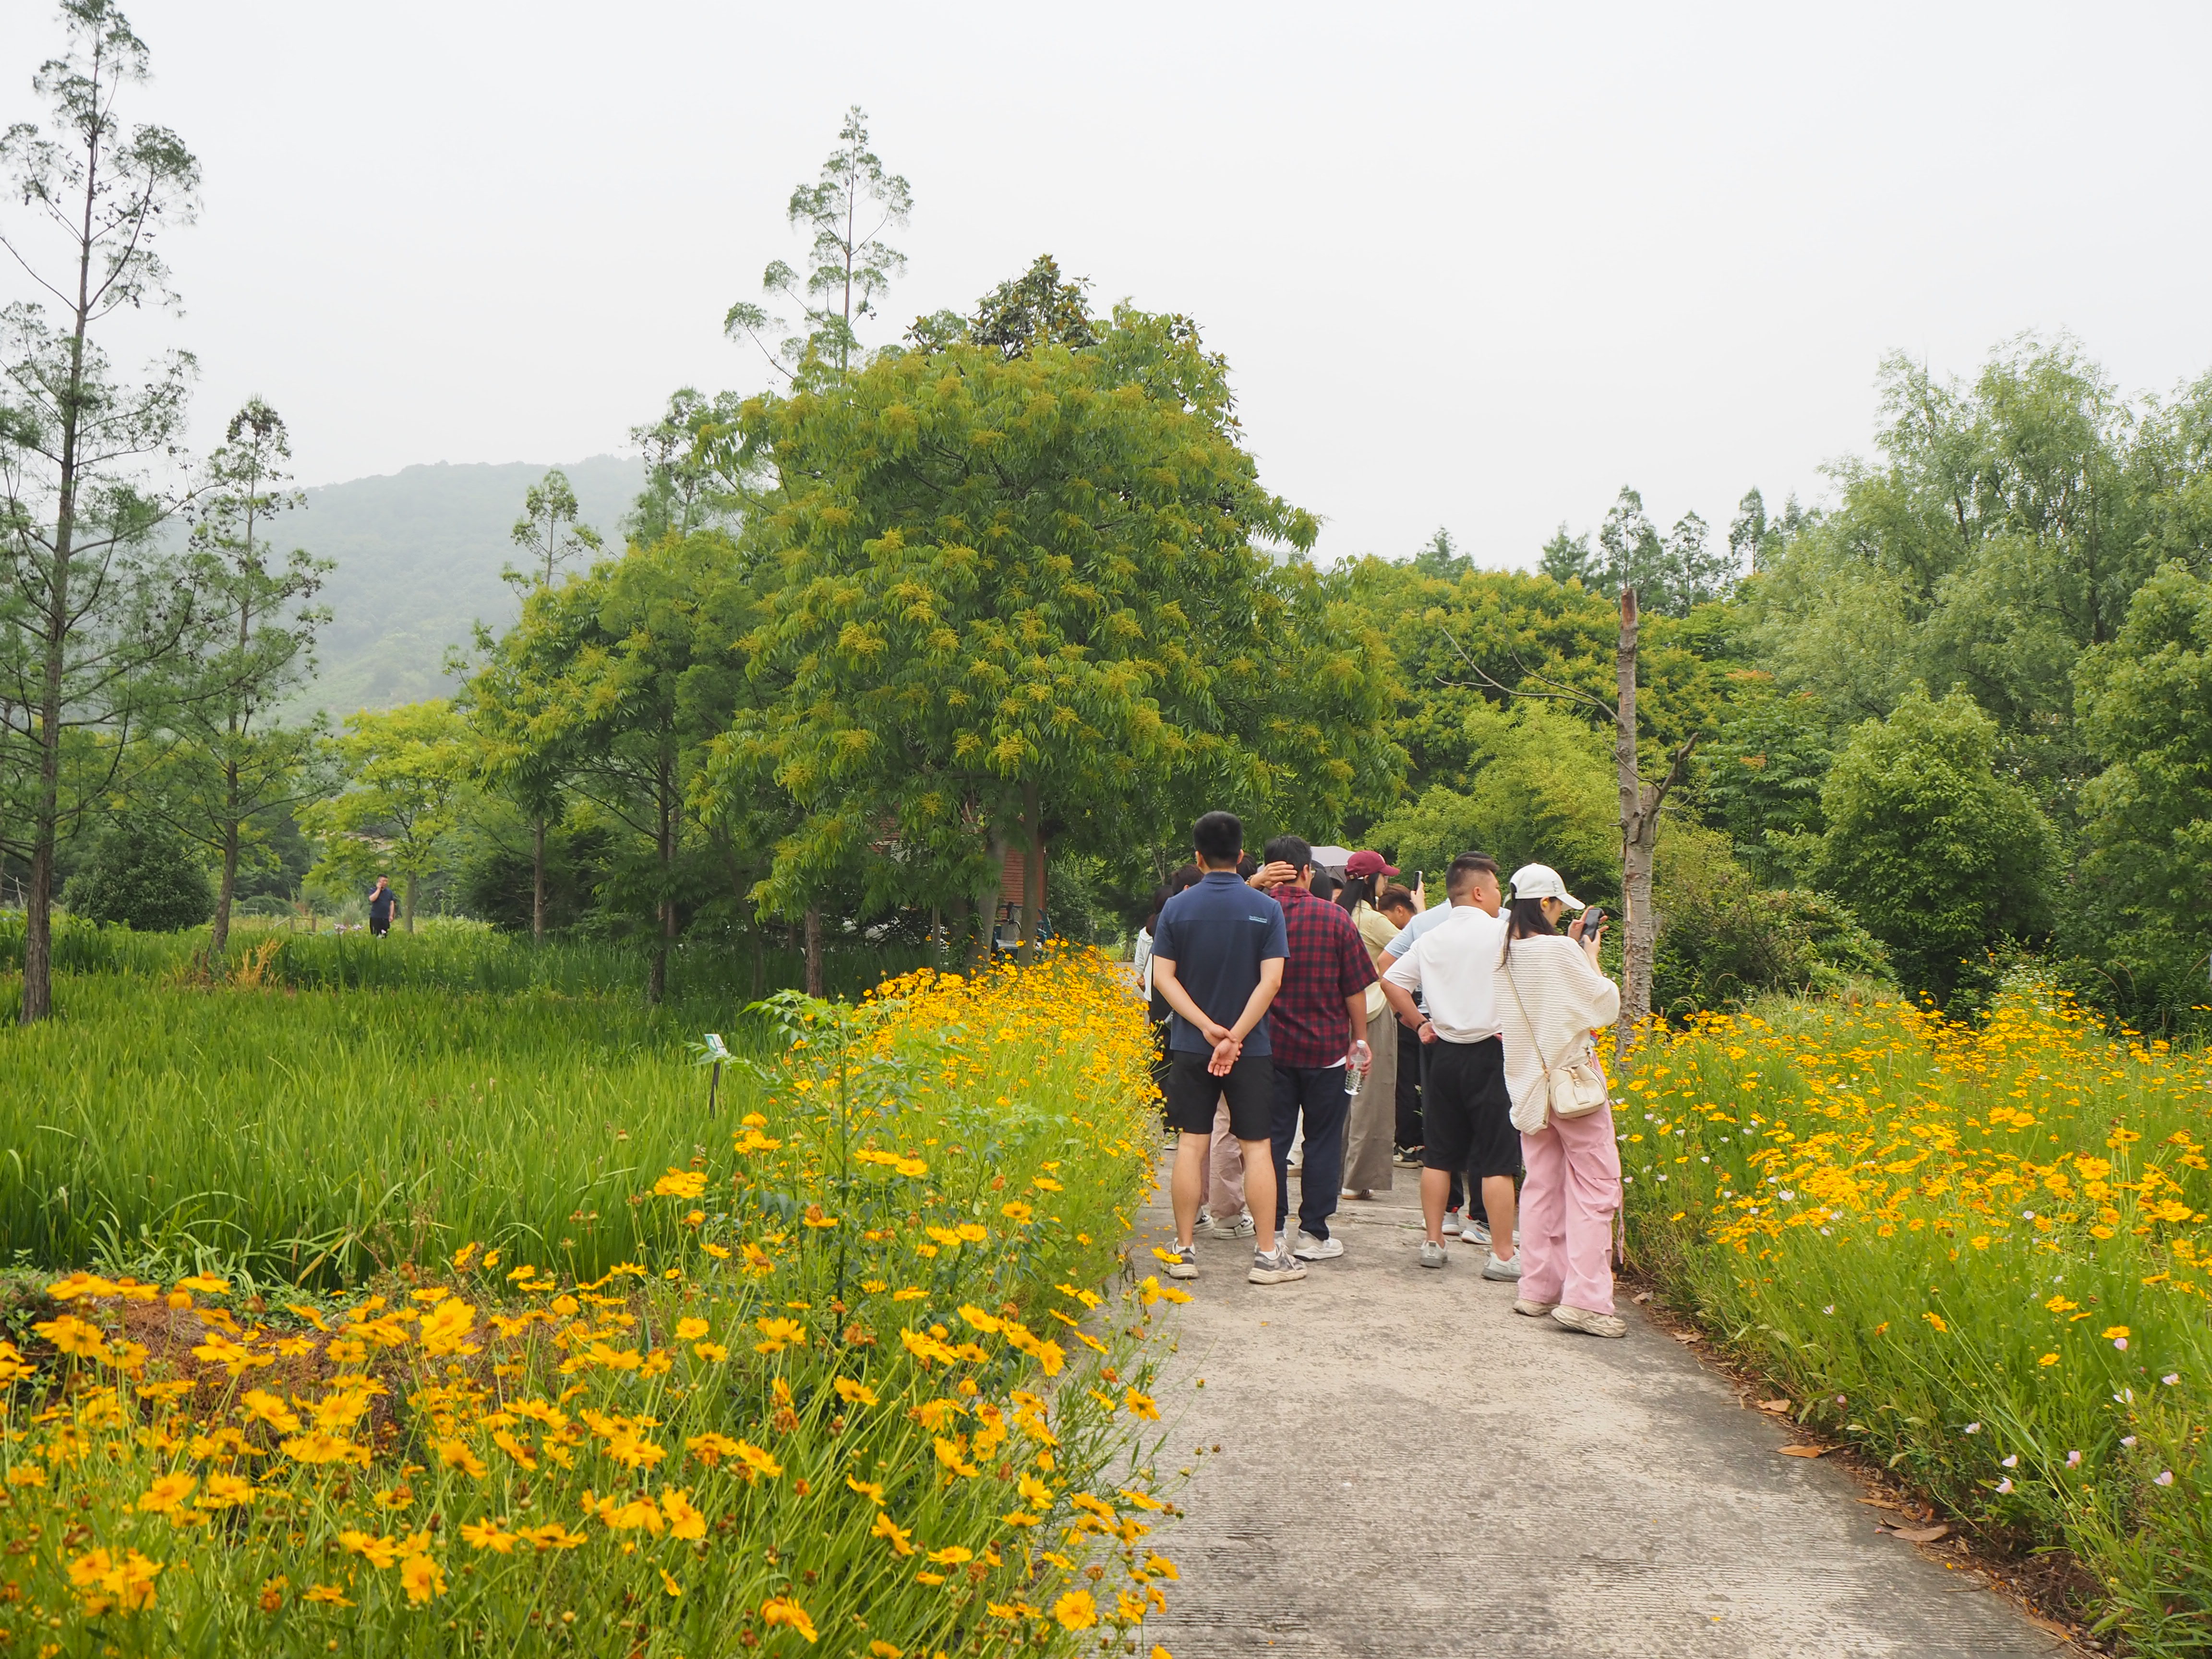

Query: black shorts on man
left=1163, top=1051, right=1273, bottom=1142
left=1419, top=1035, right=1519, bottom=1179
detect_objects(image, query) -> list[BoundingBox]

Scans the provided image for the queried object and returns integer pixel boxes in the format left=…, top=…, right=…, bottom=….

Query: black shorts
left=1163, top=1051, right=1274, bottom=1142
left=1420, top=1036, right=1519, bottom=1179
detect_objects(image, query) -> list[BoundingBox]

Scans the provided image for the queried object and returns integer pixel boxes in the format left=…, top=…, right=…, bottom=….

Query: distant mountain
left=280, top=456, right=643, bottom=718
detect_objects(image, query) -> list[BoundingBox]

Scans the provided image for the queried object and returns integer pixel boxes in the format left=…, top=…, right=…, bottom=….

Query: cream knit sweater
left=1495, top=934, right=1623, bottom=1116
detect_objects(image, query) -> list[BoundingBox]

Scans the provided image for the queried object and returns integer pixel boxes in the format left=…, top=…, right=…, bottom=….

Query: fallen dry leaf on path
left=1856, top=1495, right=1905, bottom=1511
left=1632, top=1291, right=1652, bottom=1304
left=1776, top=1445, right=1828, bottom=1458
left=1757, top=1399, right=1791, bottom=1413
left=1671, top=1331, right=1700, bottom=1343
left=1881, top=1523, right=1950, bottom=1543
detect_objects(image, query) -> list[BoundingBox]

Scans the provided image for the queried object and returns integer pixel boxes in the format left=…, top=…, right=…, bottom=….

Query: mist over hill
left=283, top=455, right=642, bottom=716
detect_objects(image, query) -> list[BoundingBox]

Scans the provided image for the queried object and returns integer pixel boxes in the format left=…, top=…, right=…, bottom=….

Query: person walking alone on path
left=1251, top=835, right=1376, bottom=1261
left=1152, top=812, right=1304, bottom=1285
left=1495, top=863, right=1626, bottom=1337
left=367, top=876, right=396, bottom=938
left=1338, top=851, right=1403, bottom=1201
left=1379, top=871, right=1520, bottom=1275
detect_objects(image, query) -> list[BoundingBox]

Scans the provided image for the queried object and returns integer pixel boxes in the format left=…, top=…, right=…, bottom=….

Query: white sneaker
left=1441, top=1210, right=1463, bottom=1237
left=1249, top=1245, right=1308, bottom=1285
left=1481, top=1253, right=1523, bottom=1282
left=1200, top=1211, right=1256, bottom=1240
left=1553, top=1303, right=1627, bottom=1338
left=1291, top=1229, right=1343, bottom=1261
left=1418, top=1241, right=1449, bottom=1269
left=1462, top=1218, right=1491, bottom=1247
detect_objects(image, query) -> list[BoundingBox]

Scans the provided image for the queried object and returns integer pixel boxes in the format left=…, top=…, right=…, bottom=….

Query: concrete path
left=1134, top=1164, right=2069, bottom=1659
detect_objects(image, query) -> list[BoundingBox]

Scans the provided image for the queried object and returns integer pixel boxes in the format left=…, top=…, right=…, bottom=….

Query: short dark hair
left=1377, top=884, right=1416, bottom=914
left=1192, top=810, right=1243, bottom=866
left=1446, top=852, right=1498, bottom=895
left=1262, top=833, right=1312, bottom=871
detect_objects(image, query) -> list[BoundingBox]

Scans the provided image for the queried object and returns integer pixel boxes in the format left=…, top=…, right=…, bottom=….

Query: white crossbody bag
left=1502, top=963, right=1610, bottom=1134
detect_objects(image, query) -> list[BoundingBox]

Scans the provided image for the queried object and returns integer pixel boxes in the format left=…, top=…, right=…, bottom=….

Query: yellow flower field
left=1622, top=983, right=2212, bottom=1652
left=0, top=950, right=1184, bottom=1658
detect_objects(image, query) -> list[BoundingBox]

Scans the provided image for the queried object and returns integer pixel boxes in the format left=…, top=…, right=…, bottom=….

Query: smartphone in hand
left=1579, top=907, right=1606, bottom=939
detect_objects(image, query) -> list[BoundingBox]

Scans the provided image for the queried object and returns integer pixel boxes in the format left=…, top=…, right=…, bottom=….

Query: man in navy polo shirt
left=1150, top=810, right=1304, bottom=1285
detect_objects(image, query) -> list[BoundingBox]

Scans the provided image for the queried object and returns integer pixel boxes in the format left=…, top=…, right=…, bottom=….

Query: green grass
left=0, top=913, right=930, bottom=1008
left=0, top=974, right=766, bottom=1288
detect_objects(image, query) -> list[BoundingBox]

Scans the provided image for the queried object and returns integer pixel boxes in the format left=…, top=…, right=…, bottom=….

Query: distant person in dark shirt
left=367, top=877, right=396, bottom=937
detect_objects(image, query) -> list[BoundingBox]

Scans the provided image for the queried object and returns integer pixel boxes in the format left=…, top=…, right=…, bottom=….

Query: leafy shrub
left=61, top=816, right=213, bottom=933
left=1651, top=821, right=1889, bottom=1018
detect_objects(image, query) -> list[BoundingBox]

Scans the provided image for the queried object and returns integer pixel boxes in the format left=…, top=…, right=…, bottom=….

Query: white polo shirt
left=1382, top=905, right=1508, bottom=1043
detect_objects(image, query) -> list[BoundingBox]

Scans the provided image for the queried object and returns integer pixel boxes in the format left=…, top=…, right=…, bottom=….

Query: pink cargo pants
left=1517, top=1102, right=1622, bottom=1316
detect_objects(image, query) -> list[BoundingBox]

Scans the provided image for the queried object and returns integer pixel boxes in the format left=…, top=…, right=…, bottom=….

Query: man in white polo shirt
left=1379, top=890, right=1520, bottom=1277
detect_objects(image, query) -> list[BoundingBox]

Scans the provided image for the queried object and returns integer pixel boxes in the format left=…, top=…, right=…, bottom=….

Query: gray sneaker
left=1291, top=1228, right=1343, bottom=1261
left=1481, top=1252, right=1523, bottom=1281
left=1248, top=1244, right=1308, bottom=1285
left=1441, top=1210, right=1464, bottom=1237
left=1462, top=1218, right=1492, bottom=1248
left=1201, top=1210, right=1256, bottom=1240
left=1418, top=1240, right=1449, bottom=1269
left=1164, top=1243, right=1199, bottom=1281
left=1552, top=1304, right=1627, bottom=1338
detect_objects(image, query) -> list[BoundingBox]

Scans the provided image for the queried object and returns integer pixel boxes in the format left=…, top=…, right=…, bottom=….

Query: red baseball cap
left=1344, top=850, right=1399, bottom=878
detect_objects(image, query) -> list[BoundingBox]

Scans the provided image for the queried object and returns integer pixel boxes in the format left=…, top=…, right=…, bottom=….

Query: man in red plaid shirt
left=1251, top=834, right=1378, bottom=1261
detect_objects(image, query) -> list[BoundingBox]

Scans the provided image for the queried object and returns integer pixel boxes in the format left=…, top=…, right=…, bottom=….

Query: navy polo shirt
left=1151, top=870, right=1289, bottom=1057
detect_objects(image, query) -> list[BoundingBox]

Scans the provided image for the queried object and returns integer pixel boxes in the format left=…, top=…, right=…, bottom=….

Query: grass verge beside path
left=0, top=949, right=1188, bottom=1656
left=1621, top=984, right=2212, bottom=1655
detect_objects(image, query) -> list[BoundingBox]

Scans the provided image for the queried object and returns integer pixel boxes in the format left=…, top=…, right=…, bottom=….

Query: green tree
left=725, top=106, right=911, bottom=381
left=507, top=468, right=602, bottom=590
left=475, top=532, right=746, bottom=998
left=1695, top=673, right=1833, bottom=884
left=164, top=399, right=330, bottom=952
left=1537, top=525, right=1594, bottom=585
left=0, top=0, right=203, bottom=1022
left=61, top=808, right=209, bottom=931
left=1813, top=686, right=2055, bottom=1007
left=2069, top=561, right=2212, bottom=1018
left=699, top=308, right=1395, bottom=971
left=625, top=388, right=748, bottom=544
left=1368, top=702, right=1619, bottom=902
left=301, top=700, right=474, bottom=932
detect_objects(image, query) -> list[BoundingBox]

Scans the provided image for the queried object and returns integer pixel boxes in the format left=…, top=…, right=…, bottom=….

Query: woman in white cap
left=1496, top=864, right=1624, bottom=1337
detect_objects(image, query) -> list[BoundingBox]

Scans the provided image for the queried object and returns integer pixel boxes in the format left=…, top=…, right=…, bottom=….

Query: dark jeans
left=1272, top=1063, right=1350, bottom=1242
left=1395, top=1019, right=1425, bottom=1150
left=369, top=914, right=391, bottom=937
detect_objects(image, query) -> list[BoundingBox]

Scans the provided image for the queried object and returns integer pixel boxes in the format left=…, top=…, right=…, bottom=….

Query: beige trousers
left=1341, top=1001, right=1400, bottom=1192
left=1208, top=1100, right=1247, bottom=1217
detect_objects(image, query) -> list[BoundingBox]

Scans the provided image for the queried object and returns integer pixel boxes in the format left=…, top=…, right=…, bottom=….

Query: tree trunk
left=213, top=820, right=240, bottom=956
left=531, top=816, right=546, bottom=944
left=648, top=754, right=675, bottom=1004
left=947, top=894, right=969, bottom=972
left=1613, top=588, right=1698, bottom=1058
left=803, top=908, right=823, bottom=998
left=403, top=873, right=418, bottom=933
left=1018, top=780, right=1042, bottom=964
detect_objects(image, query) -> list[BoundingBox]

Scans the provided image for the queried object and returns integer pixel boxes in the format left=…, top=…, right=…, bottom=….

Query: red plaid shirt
left=1265, top=883, right=1378, bottom=1068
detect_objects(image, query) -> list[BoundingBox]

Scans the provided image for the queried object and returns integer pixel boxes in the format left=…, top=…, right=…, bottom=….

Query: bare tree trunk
left=1018, top=780, right=1042, bottom=965
left=531, top=816, right=546, bottom=944
left=403, top=873, right=418, bottom=934
left=1616, top=588, right=1653, bottom=1051
left=803, top=908, right=823, bottom=998
left=213, top=819, right=240, bottom=955
left=1614, top=588, right=1698, bottom=1058
left=648, top=755, right=674, bottom=1004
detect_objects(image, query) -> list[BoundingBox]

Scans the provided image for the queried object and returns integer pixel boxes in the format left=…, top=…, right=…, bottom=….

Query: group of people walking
left=1135, top=811, right=1627, bottom=1338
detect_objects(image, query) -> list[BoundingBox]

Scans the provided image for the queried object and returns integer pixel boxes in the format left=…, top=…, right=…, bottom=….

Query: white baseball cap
left=1508, top=863, right=1584, bottom=909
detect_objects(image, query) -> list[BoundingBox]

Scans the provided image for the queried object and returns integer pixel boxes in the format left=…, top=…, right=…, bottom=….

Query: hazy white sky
left=6, top=1, right=2210, bottom=567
